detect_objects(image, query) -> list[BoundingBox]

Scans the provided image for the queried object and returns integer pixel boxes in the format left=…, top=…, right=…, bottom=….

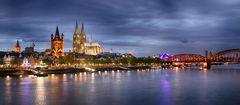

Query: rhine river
left=1, top=68, right=240, bottom=105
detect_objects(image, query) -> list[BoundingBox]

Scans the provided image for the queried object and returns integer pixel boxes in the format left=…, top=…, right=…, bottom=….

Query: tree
left=58, top=55, right=74, bottom=64
left=64, top=55, right=74, bottom=64
left=43, top=59, right=53, bottom=65
left=11, top=58, right=21, bottom=65
left=0, top=59, right=4, bottom=65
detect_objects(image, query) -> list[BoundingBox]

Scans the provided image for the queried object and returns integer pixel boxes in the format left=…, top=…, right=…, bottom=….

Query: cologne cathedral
left=73, top=21, right=104, bottom=55
left=51, top=26, right=64, bottom=58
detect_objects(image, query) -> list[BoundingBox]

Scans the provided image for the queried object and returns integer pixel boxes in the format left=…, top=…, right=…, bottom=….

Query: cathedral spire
left=75, top=20, right=79, bottom=33
left=81, top=22, right=85, bottom=35
left=56, top=25, right=60, bottom=36
left=55, top=25, right=60, bottom=38
left=16, top=40, right=20, bottom=47
left=14, top=40, right=21, bottom=53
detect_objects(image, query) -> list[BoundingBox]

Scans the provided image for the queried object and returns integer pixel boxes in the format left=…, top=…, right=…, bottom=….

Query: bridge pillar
left=203, top=62, right=211, bottom=69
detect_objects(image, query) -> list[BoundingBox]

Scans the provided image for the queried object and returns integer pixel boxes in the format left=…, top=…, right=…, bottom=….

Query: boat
left=151, top=66, right=161, bottom=69
left=119, top=67, right=129, bottom=70
left=34, top=72, right=48, bottom=77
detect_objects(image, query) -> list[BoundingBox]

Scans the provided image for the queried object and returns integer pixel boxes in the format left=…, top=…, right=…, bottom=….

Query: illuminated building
left=73, top=21, right=104, bottom=55
left=3, top=54, right=14, bottom=65
left=21, top=56, right=36, bottom=67
left=85, top=35, right=104, bottom=55
left=51, top=26, right=64, bottom=58
left=29, top=55, right=36, bottom=66
left=14, top=40, right=21, bottom=53
left=22, top=57, right=30, bottom=67
left=159, top=54, right=173, bottom=60
left=73, top=21, right=84, bottom=53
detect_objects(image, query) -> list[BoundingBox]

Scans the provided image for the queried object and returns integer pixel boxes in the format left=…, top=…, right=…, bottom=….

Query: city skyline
left=0, top=0, right=240, bottom=56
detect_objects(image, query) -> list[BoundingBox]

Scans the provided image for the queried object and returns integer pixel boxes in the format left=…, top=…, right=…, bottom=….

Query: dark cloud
left=0, top=0, right=240, bottom=56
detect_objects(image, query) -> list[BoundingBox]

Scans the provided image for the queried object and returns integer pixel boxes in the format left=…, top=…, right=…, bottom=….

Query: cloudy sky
left=0, top=0, right=240, bottom=56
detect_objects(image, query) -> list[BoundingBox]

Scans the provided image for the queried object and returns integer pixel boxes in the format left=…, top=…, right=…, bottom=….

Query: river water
left=1, top=68, right=240, bottom=105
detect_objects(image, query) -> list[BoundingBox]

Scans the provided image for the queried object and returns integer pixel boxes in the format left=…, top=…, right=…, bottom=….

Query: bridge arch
left=210, top=49, right=240, bottom=62
left=167, top=54, right=206, bottom=62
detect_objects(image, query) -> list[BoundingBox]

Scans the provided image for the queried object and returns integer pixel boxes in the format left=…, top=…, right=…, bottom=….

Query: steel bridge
left=209, top=49, right=240, bottom=62
left=167, top=54, right=206, bottom=62
left=166, top=49, right=240, bottom=69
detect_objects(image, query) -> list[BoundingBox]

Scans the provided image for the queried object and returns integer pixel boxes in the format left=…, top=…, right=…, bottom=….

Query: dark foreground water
left=1, top=69, right=240, bottom=105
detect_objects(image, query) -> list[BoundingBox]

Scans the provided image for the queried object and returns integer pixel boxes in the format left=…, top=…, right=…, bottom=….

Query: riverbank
left=0, top=66, right=158, bottom=77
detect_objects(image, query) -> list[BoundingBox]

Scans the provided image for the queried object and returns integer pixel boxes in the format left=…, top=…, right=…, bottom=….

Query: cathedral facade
left=51, top=26, right=64, bottom=58
left=73, top=21, right=86, bottom=53
left=73, top=21, right=104, bottom=55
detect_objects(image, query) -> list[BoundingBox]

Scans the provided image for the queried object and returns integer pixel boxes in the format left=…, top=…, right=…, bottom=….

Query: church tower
left=73, top=21, right=81, bottom=53
left=51, top=26, right=64, bottom=58
left=72, top=21, right=103, bottom=55
left=14, top=40, right=21, bottom=53
left=79, top=22, right=87, bottom=53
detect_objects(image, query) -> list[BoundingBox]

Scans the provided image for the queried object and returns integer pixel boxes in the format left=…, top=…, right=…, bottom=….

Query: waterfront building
left=73, top=21, right=104, bottom=55
left=14, top=40, right=21, bottom=53
left=3, top=54, right=14, bottom=65
left=29, top=55, right=36, bottom=66
left=21, top=55, right=36, bottom=67
left=22, top=57, right=30, bottom=67
left=51, top=26, right=64, bottom=58
left=85, top=36, right=104, bottom=55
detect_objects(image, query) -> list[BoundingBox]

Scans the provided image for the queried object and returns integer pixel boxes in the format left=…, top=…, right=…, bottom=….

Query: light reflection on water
left=1, top=69, right=240, bottom=105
